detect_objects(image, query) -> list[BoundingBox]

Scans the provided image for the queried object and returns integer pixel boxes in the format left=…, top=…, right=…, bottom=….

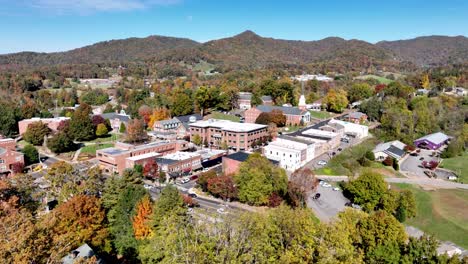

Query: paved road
left=316, top=175, right=468, bottom=190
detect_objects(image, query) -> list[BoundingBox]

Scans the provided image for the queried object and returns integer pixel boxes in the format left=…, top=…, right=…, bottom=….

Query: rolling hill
left=1, top=31, right=467, bottom=70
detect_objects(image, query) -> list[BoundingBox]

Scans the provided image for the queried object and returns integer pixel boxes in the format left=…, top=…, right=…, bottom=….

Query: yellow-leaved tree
left=133, top=195, right=153, bottom=240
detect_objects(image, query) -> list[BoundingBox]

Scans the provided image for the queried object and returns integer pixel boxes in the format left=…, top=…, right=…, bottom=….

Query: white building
left=373, top=140, right=407, bottom=161
left=263, top=137, right=315, bottom=172
left=292, top=74, right=334, bottom=82
left=328, top=119, right=369, bottom=139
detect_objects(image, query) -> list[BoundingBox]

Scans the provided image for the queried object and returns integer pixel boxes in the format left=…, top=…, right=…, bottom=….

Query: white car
left=180, top=177, right=190, bottom=184
left=323, top=183, right=332, bottom=188
left=317, top=160, right=327, bottom=166
left=333, top=187, right=340, bottom=191
left=143, top=184, right=152, bottom=190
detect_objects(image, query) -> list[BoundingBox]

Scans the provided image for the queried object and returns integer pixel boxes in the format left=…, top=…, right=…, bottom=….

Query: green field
left=355, top=74, right=393, bottom=84
left=309, top=111, right=333, bottom=119
left=83, top=133, right=120, bottom=143
left=81, top=143, right=113, bottom=155
left=440, top=152, right=468, bottom=183
left=210, top=111, right=240, bottom=122
left=394, top=183, right=468, bottom=249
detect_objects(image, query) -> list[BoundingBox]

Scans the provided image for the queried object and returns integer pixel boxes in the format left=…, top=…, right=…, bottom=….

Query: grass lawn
left=314, top=138, right=379, bottom=176
left=439, top=152, right=468, bottom=183
left=81, top=143, right=113, bottom=155
left=84, top=133, right=121, bottom=143
left=210, top=111, right=240, bottom=122
left=355, top=74, right=393, bottom=84
left=309, top=111, right=333, bottom=119
left=393, top=183, right=468, bottom=249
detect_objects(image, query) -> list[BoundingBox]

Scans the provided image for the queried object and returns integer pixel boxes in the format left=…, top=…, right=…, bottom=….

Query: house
left=18, top=117, right=70, bottom=135
left=62, top=243, right=102, bottom=264
left=328, top=119, right=369, bottom=139
left=414, top=132, right=449, bottom=150
left=156, top=151, right=202, bottom=179
left=222, top=151, right=278, bottom=175
left=291, top=74, right=334, bottom=82
left=96, top=140, right=189, bottom=174
left=307, top=103, right=322, bottom=111
left=99, top=111, right=131, bottom=132
left=189, top=119, right=268, bottom=151
left=345, top=112, right=368, bottom=124
left=263, top=137, right=315, bottom=172
left=0, top=137, right=25, bottom=176
left=244, top=105, right=311, bottom=126
left=238, top=92, right=253, bottom=110
left=373, top=140, right=407, bottom=161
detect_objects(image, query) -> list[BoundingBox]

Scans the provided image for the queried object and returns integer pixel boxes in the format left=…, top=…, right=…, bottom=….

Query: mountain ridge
left=1, top=31, right=467, bottom=69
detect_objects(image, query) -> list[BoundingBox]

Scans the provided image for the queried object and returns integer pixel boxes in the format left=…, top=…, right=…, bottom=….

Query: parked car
left=323, top=183, right=332, bottom=188
left=333, top=187, right=340, bottom=191
left=188, top=193, right=197, bottom=198
left=318, top=160, right=327, bottom=166
left=419, top=157, right=424, bottom=161
left=313, top=193, right=321, bottom=200
left=217, top=208, right=227, bottom=214
left=190, top=175, right=199, bottom=181
left=337, top=148, right=343, bottom=151
left=143, top=184, right=152, bottom=190
left=181, top=177, right=190, bottom=184
left=410, top=152, right=418, bottom=156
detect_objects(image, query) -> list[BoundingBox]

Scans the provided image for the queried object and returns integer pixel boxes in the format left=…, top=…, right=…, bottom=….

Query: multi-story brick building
left=189, top=119, right=268, bottom=151
left=18, top=117, right=70, bottom=135
left=0, top=137, right=24, bottom=176
left=244, top=105, right=311, bottom=126
left=96, top=140, right=189, bottom=174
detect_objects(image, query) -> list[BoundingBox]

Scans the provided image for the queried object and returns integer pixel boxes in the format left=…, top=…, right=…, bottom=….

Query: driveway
left=400, top=149, right=441, bottom=178
left=307, top=184, right=350, bottom=222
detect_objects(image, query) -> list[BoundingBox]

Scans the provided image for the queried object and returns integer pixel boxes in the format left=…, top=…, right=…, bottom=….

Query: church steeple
left=298, top=80, right=307, bottom=111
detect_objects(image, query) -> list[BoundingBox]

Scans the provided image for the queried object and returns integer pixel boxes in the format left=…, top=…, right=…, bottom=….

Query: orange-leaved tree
left=133, top=195, right=153, bottom=240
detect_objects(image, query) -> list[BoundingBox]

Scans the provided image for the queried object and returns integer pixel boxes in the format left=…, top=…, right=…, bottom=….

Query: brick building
left=222, top=151, right=279, bottom=176
left=189, top=119, right=268, bottom=151
left=244, top=105, right=311, bottom=126
left=156, top=152, right=202, bottom=179
left=96, top=140, right=189, bottom=174
left=0, top=137, right=24, bottom=176
left=18, top=117, right=70, bottom=135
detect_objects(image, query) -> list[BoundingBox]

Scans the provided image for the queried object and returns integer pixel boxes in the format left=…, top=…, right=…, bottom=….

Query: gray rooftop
left=348, top=112, right=367, bottom=119
left=100, top=112, right=131, bottom=123
left=256, top=105, right=307, bottom=116
left=238, top=92, right=252, bottom=100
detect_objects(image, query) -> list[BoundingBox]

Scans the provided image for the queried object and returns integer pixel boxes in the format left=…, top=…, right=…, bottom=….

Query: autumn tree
left=41, top=195, right=111, bottom=255
left=207, top=175, right=238, bottom=200
left=255, top=109, right=286, bottom=127
left=23, top=121, right=50, bottom=146
left=324, top=89, right=349, bottom=113
left=143, top=159, right=159, bottom=181
left=192, top=134, right=202, bottom=146
left=138, top=105, right=153, bottom=126
left=287, top=168, right=319, bottom=207
left=126, top=119, right=147, bottom=143
left=197, top=170, right=217, bottom=192
left=148, top=108, right=170, bottom=128
left=133, top=195, right=153, bottom=240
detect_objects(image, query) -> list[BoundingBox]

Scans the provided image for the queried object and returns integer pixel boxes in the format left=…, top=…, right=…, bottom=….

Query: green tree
left=95, top=123, right=108, bottom=137
left=108, top=185, right=147, bottom=258
left=119, top=122, right=126, bottom=133
left=69, top=103, right=95, bottom=141
left=23, top=121, right=50, bottom=146
left=234, top=153, right=288, bottom=206
left=195, top=86, right=220, bottom=116
left=192, top=134, right=202, bottom=146
left=348, top=83, right=373, bottom=103
left=0, top=102, right=19, bottom=137
left=47, top=131, right=75, bottom=154
left=344, top=171, right=388, bottom=212
left=22, top=144, right=39, bottom=165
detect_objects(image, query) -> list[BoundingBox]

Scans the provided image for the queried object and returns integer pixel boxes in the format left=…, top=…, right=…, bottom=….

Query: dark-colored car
left=419, top=157, right=424, bottom=161
left=337, top=148, right=342, bottom=151
left=410, top=152, right=418, bottom=156
left=188, top=193, right=197, bottom=198
left=190, top=175, right=199, bottom=181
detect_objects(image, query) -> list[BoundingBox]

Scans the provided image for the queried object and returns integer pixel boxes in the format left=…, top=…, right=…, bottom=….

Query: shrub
left=382, top=156, right=393, bottom=166
left=364, top=151, right=375, bottom=161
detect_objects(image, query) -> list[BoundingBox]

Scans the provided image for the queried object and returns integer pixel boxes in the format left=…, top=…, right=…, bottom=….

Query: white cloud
left=29, top=0, right=181, bottom=13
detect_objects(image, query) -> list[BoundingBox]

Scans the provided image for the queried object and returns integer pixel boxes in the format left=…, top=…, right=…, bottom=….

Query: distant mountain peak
left=234, top=30, right=261, bottom=39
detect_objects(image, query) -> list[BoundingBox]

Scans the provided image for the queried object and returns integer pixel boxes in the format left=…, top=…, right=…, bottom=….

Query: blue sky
left=0, top=0, right=467, bottom=54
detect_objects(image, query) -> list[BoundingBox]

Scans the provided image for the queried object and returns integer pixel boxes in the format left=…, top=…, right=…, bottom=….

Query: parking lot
left=307, top=182, right=350, bottom=222
left=400, top=149, right=442, bottom=178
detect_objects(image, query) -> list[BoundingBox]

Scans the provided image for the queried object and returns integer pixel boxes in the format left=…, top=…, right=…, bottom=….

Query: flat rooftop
left=126, top=152, right=161, bottom=161
left=302, top=128, right=338, bottom=138
left=189, top=119, right=267, bottom=132
left=161, top=151, right=200, bottom=161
